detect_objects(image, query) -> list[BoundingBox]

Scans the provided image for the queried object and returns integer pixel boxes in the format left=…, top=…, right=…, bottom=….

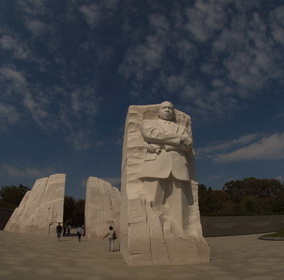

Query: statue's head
left=158, top=101, right=174, bottom=121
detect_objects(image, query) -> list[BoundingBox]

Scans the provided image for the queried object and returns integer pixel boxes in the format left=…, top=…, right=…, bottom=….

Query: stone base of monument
left=122, top=236, right=210, bottom=266
left=120, top=194, right=210, bottom=266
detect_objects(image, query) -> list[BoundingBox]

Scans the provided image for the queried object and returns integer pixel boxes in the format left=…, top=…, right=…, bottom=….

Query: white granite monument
left=120, top=101, right=210, bottom=265
left=4, top=174, right=65, bottom=235
left=85, top=177, right=120, bottom=238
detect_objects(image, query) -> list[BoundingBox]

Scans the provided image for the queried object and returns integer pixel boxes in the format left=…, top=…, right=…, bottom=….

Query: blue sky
left=0, top=0, right=283, bottom=199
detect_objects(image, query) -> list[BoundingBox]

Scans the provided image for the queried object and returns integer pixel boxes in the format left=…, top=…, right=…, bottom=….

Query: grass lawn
left=262, top=228, right=284, bottom=237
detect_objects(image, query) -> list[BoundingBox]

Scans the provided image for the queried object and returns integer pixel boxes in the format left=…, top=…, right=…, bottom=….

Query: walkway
left=0, top=230, right=283, bottom=280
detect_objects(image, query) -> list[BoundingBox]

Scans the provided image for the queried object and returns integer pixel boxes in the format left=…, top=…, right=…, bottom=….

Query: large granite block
left=85, top=177, right=120, bottom=238
left=4, top=174, right=65, bottom=235
left=120, top=102, right=210, bottom=265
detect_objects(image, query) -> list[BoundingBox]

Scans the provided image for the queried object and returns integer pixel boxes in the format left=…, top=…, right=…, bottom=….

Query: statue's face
left=158, top=101, right=174, bottom=121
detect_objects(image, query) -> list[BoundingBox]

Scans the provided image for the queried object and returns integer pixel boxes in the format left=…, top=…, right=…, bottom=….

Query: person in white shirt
left=103, top=226, right=117, bottom=252
left=76, top=226, right=83, bottom=242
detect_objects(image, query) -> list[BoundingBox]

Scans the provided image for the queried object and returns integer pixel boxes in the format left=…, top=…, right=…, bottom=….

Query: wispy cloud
left=0, top=32, right=31, bottom=60
left=197, top=133, right=260, bottom=158
left=0, top=67, right=26, bottom=85
left=17, top=0, right=51, bottom=36
left=119, top=1, right=284, bottom=119
left=79, top=0, right=118, bottom=28
left=0, top=103, right=20, bottom=129
left=17, top=0, right=47, bottom=14
left=270, top=6, right=284, bottom=47
left=0, top=67, right=52, bottom=129
left=65, top=129, right=105, bottom=151
left=119, top=35, right=165, bottom=81
left=55, top=85, right=101, bottom=151
left=1, top=0, right=283, bottom=152
left=184, top=0, right=228, bottom=42
left=0, top=67, right=101, bottom=151
left=80, top=4, right=102, bottom=28
left=24, top=19, right=48, bottom=36
left=0, top=164, right=54, bottom=178
left=214, top=132, right=284, bottom=162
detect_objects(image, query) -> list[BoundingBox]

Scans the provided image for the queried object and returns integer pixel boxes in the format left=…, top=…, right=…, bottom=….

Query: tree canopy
left=0, top=185, right=30, bottom=209
left=63, top=196, right=85, bottom=226
left=2, top=177, right=283, bottom=217
left=199, top=178, right=284, bottom=216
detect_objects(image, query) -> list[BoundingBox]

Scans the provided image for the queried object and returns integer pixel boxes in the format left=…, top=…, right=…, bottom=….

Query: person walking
left=103, top=226, right=117, bottom=252
left=67, top=224, right=71, bottom=235
left=77, top=226, right=83, bottom=242
left=56, top=223, right=63, bottom=241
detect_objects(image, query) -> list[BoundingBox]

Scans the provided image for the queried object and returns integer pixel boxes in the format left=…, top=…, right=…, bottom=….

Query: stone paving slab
left=0, top=230, right=283, bottom=280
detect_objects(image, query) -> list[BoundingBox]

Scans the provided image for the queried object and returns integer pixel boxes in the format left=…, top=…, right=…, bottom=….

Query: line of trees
left=63, top=196, right=85, bottom=226
left=1, top=177, right=284, bottom=219
left=199, top=178, right=284, bottom=216
left=0, top=185, right=30, bottom=209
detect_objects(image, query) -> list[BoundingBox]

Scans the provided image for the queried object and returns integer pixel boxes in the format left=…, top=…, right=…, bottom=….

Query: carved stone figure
left=4, top=174, right=65, bottom=235
left=120, top=102, right=210, bottom=266
left=85, top=177, right=120, bottom=238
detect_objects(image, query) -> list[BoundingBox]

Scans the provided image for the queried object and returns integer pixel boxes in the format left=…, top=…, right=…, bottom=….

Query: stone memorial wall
left=85, top=177, right=120, bottom=238
left=4, top=174, right=65, bottom=235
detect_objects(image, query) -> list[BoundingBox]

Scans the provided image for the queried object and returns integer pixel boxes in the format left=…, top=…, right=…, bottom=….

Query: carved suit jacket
left=139, top=118, right=192, bottom=181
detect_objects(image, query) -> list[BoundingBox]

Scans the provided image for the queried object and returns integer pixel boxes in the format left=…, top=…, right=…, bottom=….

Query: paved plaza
left=0, top=230, right=283, bottom=280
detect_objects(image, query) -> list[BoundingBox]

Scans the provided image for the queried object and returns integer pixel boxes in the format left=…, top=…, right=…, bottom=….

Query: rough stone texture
left=4, top=174, right=65, bottom=235
left=120, top=104, right=210, bottom=266
left=85, top=177, right=120, bottom=238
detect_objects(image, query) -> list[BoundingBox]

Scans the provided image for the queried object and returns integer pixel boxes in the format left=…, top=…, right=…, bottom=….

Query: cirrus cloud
left=214, top=132, right=284, bottom=162
left=0, top=164, right=55, bottom=178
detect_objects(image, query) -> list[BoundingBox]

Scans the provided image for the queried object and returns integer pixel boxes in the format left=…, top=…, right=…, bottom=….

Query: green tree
left=223, top=178, right=284, bottom=215
left=241, top=178, right=284, bottom=198
left=198, top=184, right=209, bottom=214
left=240, top=196, right=257, bottom=214
left=223, top=178, right=284, bottom=199
left=273, top=192, right=284, bottom=214
left=198, top=184, right=232, bottom=216
left=63, top=196, right=85, bottom=226
left=63, top=196, right=76, bottom=224
left=222, top=179, right=245, bottom=203
left=73, top=199, right=85, bottom=226
left=0, top=185, right=30, bottom=208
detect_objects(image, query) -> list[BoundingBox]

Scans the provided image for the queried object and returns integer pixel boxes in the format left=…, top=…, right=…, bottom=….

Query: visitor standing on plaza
left=56, top=223, right=63, bottom=241
left=77, top=226, right=83, bottom=242
left=103, top=226, right=117, bottom=252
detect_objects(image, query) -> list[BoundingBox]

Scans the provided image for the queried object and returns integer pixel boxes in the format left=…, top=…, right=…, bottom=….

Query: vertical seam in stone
left=161, top=222, right=171, bottom=265
left=99, top=180, right=105, bottom=235
left=145, top=210, right=154, bottom=265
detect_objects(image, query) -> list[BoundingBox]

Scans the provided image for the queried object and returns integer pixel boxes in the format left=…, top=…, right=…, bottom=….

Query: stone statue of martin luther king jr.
left=139, top=101, right=195, bottom=237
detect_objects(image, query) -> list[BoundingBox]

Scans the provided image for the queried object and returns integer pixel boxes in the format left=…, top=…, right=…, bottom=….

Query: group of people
left=55, top=223, right=84, bottom=242
left=56, top=223, right=117, bottom=251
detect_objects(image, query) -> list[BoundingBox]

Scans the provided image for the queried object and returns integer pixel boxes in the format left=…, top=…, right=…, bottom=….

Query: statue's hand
left=147, top=144, right=162, bottom=154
